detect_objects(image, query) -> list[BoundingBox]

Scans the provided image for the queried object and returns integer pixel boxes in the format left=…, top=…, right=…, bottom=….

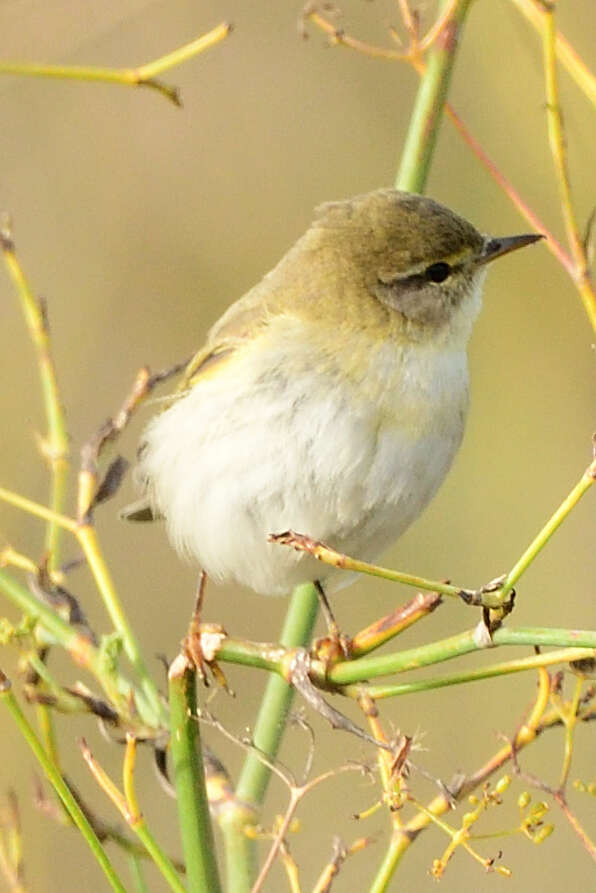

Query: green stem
left=221, top=582, right=319, bottom=893
left=509, top=0, right=596, bottom=110
left=498, top=458, right=595, bottom=602
left=214, top=625, right=596, bottom=686
left=539, top=3, right=596, bottom=333
left=128, top=855, right=149, bottom=893
left=169, top=657, right=222, bottom=893
left=130, top=821, right=186, bottom=893
left=2, top=229, right=70, bottom=769
left=136, top=24, right=231, bottom=80
left=0, top=567, right=146, bottom=721
left=0, top=673, right=127, bottom=893
left=0, top=236, right=70, bottom=570
left=235, top=583, right=319, bottom=803
left=369, top=834, right=404, bottom=893
left=328, top=625, right=596, bottom=686
left=76, top=525, right=167, bottom=727
left=0, top=482, right=165, bottom=726
left=0, top=566, right=94, bottom=652
left=356, top=645, right=593, bottom=699
left=0, top=23, right=231, bottom=107
left=46, top=465, right=69, bottom=565
left=395, top=0, right=473, bottom=192
left=36, top=700, right=60, bottom=764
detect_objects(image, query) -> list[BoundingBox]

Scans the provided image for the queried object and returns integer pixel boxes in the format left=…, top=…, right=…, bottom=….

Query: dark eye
left=424, top=261, right=451, bottom=283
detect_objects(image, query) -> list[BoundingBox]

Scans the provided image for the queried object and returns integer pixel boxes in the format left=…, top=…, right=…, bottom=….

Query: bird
left=123, top=189, right=541, bottom=604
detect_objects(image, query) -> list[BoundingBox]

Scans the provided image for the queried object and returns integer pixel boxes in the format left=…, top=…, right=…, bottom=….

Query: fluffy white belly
left=139, top=321, right=469, bottom=595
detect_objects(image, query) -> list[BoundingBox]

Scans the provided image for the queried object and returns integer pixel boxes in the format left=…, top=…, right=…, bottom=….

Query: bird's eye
left=424, top=261, right=452, bottom=283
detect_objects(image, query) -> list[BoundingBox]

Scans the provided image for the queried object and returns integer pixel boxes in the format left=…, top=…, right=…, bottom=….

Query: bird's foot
left=313, top=580, right=352, bottom=666
left=312, top=630, right=353, bottom=671
left=182, top=571, right=231, bottom=691
left=183, top=621, right=230, bottom=690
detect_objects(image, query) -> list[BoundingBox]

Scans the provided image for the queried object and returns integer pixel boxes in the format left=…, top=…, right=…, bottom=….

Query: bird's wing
left=121, top=287, right=272, bottom=523
left=179, top=285, right=273, bottom=391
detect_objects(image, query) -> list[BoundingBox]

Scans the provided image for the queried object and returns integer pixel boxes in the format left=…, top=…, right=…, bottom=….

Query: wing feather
left=121, top=283, right=273, bottom=522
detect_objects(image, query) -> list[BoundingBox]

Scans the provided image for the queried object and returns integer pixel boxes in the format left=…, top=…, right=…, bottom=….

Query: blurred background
left=1, top=0, right=595, bottom=890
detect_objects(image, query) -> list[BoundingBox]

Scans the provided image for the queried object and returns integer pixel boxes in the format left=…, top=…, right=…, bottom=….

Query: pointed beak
left=476, top=232, right=544, bottom=267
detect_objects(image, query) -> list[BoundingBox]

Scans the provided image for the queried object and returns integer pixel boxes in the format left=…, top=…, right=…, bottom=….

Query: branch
left=0, top=23, right=232, bottom=107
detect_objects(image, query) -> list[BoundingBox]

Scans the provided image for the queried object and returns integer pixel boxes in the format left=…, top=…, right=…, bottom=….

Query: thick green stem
left=221, top=582, right=319, bottom=892
left=235, top=583, right=319, bottom=803
left=0, top=674, right=127, bottom=893
left=168, top=656, right=222, bottom=893
left=369, top=834, right=405, bottom=893
left=395, top=0, right=473, bottom=192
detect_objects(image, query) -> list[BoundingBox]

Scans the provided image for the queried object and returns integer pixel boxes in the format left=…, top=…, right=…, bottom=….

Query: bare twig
left=0, top=23, right=232, bottom=107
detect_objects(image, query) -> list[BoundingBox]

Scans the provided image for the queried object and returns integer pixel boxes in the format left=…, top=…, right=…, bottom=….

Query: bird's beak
left=477, top=232, right=544, bottom=266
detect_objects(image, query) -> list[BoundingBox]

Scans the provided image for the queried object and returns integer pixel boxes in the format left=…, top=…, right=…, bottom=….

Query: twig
left=81, top=737, right=186, bottom=893
left=307, top=11, right=403, bottom=60
left=497, top=454, right=596, bottom=604
left=0, top=671, right=127, bottom=893
left=202, top=708, right=370, bottom=893
left=78, top=361, right=187, bottom=522
left=0, top=566, right=151, bottom=729
left=0, top=221, right=69, bottom=570
left=33, top=775, right=186, bottom=871
left=540, top=3, right=596, bottom=331
left=553, top=791, right=596, bottom=862
left=507, top=673, right=596, bottom=861
left=442, top=101, right=571, bottom=272
left=0, top=23, right=232, bottom=107
left=327, top=627, right=596, bottom=687
left=251, top=762, right=365, bottom=893
left=349, top=591, right=442, bottom=658
left=0, top=791, right=25, bottom=893
left=509, top=0, right=596, bottom=109
left=272, top=450, right=596, bottom=615
left=356, top=646, right=596, bottom=700
left=269, top=531, right=479, bottom=603
left=367, top=671, right=574, bottom=887
left=312, top=836, right=373, bottom=893
left=306, top=0, right=462, bottom=61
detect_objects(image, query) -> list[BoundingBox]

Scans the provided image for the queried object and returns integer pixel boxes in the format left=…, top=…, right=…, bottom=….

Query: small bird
left=124, top=189, right=540, bottom=600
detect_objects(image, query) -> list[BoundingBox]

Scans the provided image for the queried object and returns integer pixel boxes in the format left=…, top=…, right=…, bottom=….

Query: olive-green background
left=1, top=1, right=595, bottom=890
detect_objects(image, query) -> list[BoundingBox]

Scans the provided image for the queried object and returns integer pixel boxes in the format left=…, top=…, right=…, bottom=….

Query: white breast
left=139, top=317, right=470, bottom=596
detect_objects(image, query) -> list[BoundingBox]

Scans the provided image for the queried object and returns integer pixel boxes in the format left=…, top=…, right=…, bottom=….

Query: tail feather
left=119, top=497, right=161, bottom=522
